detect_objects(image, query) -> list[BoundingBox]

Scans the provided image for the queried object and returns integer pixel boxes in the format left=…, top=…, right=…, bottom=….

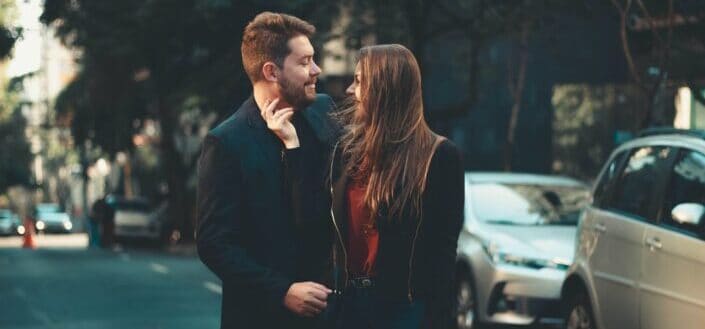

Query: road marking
left=203, top=281, right=222, bottom=295
left=149, top=262, right=169, bottom=274
left=14, top=287, right=53, bottom=326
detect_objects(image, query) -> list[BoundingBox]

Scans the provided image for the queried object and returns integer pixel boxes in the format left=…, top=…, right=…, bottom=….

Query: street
left=0, top=234, right=221, bottom=329
left=0, top=234, right=557, bottom=329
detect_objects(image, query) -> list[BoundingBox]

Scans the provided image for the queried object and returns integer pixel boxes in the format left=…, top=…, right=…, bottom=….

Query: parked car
left=456, top=172, right=590, bottom=329
left=34, top=203, right=73, bottom=233
left=562, top=129, right=705, bottom=329
left=0, top=209, right=24, bottom=236
left=106, top=196, right=169, bottom=244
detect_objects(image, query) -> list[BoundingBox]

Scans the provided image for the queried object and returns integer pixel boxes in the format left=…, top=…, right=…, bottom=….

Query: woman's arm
left=423, top=140, right=465, bottom=328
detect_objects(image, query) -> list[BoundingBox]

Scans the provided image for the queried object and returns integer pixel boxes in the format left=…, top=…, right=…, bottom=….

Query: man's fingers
left=263, top=98, right=280, bottom=120
left=307, top=288, right=329, bottom=301
left=271, top=107, right=294, bottom=120
left=266, top=98, right=280, bottom=119
left=300, top=304, right=322, bottom=318
left=307, top=282, right=333, bottom=294
left=304, top=296, right=327, bottom=310
left=278, top=111, right=294, bottom=125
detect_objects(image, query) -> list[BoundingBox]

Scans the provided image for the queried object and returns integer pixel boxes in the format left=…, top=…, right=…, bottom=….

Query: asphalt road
left=0, top=234, right=221, bottom=329
left=0, top=234, right=557, bottom=329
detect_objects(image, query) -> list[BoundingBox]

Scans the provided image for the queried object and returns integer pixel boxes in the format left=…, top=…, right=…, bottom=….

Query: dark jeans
left=322, top=282, right=426, bottom=329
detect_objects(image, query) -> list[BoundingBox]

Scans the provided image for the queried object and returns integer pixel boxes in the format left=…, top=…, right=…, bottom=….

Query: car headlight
left=36, top=221, right=45, bottom=230
left=483, top=241, right=569, bottom=270
left=63, top=220, right=73, bottom=230
left=17, top=225, right=25, bottom=235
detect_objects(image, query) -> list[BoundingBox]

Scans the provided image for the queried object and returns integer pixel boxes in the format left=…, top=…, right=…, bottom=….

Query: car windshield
left=470, top=182, right=590, bottom=226
left=36, top=204, right=61, bottom=213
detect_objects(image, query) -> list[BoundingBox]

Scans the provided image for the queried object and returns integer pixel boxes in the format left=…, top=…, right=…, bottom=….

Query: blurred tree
left=552, top=84, right=645, bottom=180
left=609, top=0, right=705, bottom=128
left=0, top=86, right=32, bottom=194
left=0, top=0, right=31, bottom=195
left=341, top=0, right=586, bottom=170
left=41, top=0, right=340, bottom=241
left=0, top=0, right=18, bottom=58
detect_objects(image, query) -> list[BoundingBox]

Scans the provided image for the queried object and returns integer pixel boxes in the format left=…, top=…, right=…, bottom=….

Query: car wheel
left=565, top=292, right=595, bottom=329
left=456, top=271, right=479, bottom=329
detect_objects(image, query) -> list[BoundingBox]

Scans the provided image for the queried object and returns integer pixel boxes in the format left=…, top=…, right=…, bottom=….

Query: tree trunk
left=157, top=99, right=193, bottom=243
left=503, top=23, right=530, bottom=171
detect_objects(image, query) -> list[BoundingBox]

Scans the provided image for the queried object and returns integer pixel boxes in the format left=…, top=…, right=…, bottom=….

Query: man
left=196, top=12, right=338, bottom=329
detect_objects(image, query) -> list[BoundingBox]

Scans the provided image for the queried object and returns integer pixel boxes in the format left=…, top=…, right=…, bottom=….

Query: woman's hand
left=261, top=98, right=300, bottom=149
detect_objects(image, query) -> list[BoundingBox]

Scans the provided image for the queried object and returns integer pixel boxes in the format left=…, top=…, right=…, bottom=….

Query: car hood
left=480, top=224, right=577, bottom=263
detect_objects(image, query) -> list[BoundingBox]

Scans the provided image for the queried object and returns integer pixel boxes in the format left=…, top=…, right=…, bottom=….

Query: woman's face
left=346, top=62, right=365, bottom=121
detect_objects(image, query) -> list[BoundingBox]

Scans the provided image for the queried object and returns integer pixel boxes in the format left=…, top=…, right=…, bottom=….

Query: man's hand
left=261, top=98, right=300, bottom=149
left=284, top=281, right=332, bottom=318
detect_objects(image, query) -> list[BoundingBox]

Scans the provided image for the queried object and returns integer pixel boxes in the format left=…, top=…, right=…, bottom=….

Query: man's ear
left=262, top=62, right=279, bottom=82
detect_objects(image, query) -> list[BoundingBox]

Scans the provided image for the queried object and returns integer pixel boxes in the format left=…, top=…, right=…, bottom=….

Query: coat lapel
left=301, top=100, right=338, bottom=147
left=245, top=97, right=285, bottom=200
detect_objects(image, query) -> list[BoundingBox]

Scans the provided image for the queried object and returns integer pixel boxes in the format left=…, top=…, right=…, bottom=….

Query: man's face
left=277, top=35, right=321, bottom=108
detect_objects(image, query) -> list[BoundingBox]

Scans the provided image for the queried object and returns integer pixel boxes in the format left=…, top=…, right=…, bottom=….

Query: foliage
left=41, top=0, right=341, bottom=238
left=552, top=84, right=646, bottom=180
left=0, top=77, right=32, bottom=194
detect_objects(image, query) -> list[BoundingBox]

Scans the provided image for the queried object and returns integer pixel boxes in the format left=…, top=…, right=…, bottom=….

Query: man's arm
left=197, top=134, right=330, bottom=318
left=196, top=134, right=292, bottom=311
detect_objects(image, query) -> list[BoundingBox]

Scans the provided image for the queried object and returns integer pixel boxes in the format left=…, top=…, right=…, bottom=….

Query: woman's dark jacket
left=284, top=138, right=464, bottom=328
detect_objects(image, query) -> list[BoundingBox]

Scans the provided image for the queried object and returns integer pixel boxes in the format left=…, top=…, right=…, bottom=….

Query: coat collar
left=246, top=95, right=338, bottom=146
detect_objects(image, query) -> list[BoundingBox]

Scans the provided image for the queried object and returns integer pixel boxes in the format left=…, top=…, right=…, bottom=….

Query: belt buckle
left=361, top=278, right=372, bottom=288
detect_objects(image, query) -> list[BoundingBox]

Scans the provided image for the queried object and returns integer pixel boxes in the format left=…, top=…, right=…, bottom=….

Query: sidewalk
left=0, top=233, right=197, bottom=257
left=0, top=233, right=89, bottom=249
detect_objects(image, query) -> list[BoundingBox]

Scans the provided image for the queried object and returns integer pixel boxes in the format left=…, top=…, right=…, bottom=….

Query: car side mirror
left=671, top=203, right=705, bottom=226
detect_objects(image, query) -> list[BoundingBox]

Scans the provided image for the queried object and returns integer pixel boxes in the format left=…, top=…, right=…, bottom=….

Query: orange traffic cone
left=22, top=217, right=36, bottom=249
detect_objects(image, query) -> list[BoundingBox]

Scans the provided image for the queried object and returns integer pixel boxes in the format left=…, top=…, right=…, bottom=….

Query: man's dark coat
left=196, top=94, right=336, bottom=329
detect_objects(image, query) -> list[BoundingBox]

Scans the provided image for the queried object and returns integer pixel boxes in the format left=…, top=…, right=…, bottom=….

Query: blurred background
left=0, top=0, right=704, bottom=243
left=0, top=0, right=704, bottom=328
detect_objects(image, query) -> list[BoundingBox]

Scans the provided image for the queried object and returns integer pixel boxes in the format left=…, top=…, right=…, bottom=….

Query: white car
left=456, top=172, right=590, bottom=329
left=108, top=196, right=168, bottom=243
left=562, top=129, right=705, bottom=329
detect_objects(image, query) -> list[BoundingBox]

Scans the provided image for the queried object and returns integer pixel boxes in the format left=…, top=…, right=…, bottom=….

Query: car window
left=470, top=183, right=590, bottom=226
left=607, top=146, right=674, bottom=222
left=593, top=151, right=628, bottom=208
left=659, top=149, right=705, bottom=237
left=36, top=204, right=61, bottom=213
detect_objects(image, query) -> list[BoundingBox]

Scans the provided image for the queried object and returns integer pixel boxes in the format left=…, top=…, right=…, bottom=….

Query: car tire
left=565, top=291, right=596, bottom=329
left=456, top=268, right=481, bottom=329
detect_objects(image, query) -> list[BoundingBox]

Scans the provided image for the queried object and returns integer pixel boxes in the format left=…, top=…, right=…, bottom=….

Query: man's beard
left=279, top=75, right=315, bottom=108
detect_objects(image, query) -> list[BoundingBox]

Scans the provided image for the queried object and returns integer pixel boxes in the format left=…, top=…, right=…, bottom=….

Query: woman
left=264, top=44, right=464, bottom=328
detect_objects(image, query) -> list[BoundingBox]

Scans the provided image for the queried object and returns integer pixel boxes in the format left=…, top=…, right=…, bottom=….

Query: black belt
left=348, top=276, right=375, bottom=289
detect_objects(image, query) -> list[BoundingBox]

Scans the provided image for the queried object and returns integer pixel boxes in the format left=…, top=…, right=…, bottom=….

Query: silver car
left=562, top=130, right=705, bottom=329
left=456, top=172, right=590, bottom=329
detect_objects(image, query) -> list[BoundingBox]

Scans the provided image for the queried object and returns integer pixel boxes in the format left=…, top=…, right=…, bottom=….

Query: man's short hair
left=241, top=12, right=315, bottom=83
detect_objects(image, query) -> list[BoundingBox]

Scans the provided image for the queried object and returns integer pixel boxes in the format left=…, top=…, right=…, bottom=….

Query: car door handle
left=594, top=223, right=607, bottom=233
left=645, top=237, right=662, bottom=251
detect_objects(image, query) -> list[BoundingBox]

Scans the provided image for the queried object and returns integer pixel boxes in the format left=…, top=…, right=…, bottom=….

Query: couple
left=196, top=12, right=464, bottom=329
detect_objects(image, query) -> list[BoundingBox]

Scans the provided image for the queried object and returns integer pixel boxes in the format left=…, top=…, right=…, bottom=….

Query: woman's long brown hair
left=337, top=44, right=440, bottom=222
